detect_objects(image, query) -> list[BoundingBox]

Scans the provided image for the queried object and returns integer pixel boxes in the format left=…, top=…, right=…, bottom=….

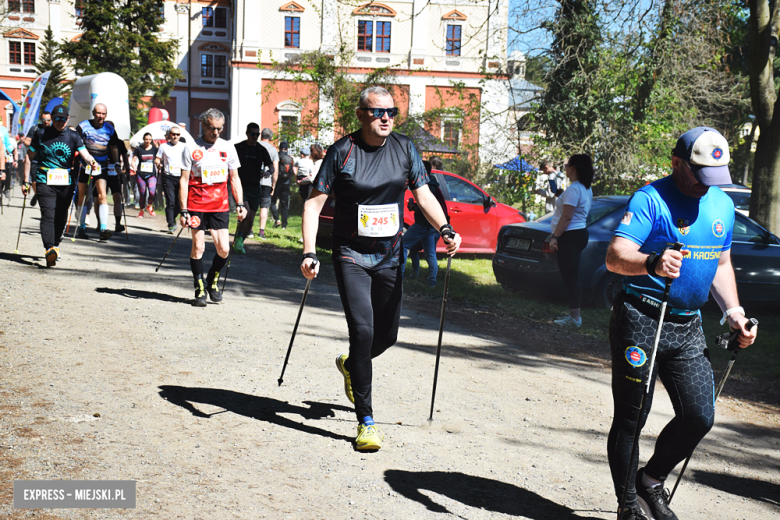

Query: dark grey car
left=492, top=195, right=780, bottom=308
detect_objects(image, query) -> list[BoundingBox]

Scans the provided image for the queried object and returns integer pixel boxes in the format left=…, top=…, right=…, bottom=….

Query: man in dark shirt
left=22, top=105, right=99, bottom=266
left=25, top=110, right=52, bottom=207
left=233, top=123, right=273, bottom=254
left=299, top=86, right=462, bottom=451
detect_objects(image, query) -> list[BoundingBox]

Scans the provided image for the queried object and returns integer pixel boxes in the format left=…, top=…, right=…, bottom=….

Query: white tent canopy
left=129, top=121, right=194, bottom=148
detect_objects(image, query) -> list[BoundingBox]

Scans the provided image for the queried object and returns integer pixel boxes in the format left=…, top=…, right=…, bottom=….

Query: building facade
left=0, top=0, right=519, bottom=162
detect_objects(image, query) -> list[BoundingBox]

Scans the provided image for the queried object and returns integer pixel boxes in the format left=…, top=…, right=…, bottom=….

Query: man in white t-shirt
left=254, top=128, right=279, bottom=239
left=535, top=160, right=567, bottom=214
left=295, top=147, right=315, bottom=203
left=155, top=126, right=187, bottom=233
left=179, top=108, right=245, bottom=307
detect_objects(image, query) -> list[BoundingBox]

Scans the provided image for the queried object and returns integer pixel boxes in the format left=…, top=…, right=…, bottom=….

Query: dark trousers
left=556, top=227, right=589, bottom=309
left=270, top=182, right=290, bottom=227
left=607, top=292, right=714, bottom=506
left=333, top=259, right=403, bottom=421
left=298, top=183, right=313, bottom=203
left=37, top=183, right=76, bottom=249
left=162, top=174, right=181, bottom=226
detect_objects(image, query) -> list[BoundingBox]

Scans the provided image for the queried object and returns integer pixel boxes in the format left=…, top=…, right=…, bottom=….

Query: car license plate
left=507, top=237, right=531, bottom=251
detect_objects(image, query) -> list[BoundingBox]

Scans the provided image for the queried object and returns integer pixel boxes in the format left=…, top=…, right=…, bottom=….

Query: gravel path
left=1, top=197, right=778, bottom=519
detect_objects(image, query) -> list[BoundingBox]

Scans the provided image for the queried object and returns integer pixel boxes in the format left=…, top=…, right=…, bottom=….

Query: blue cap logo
left=712, top=148, right=723, bottom=160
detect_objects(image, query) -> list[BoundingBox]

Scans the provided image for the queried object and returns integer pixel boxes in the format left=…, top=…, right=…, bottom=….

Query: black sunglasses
left=249, top=132, right=260, bottom=137
left=359, top=107, right=398, bottom=119
left=169, top=133, right=180, bottom=137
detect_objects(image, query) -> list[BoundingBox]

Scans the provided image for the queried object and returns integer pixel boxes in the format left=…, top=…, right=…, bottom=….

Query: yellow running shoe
left=335, top=354, right=355, bottom=404
left=355, top=423, right=384, bottom=451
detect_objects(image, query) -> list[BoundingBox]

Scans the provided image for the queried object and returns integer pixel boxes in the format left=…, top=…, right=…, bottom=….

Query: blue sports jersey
left=77, top=120, right=119, bottom=163
left=614, top=175, right=735, bottom=310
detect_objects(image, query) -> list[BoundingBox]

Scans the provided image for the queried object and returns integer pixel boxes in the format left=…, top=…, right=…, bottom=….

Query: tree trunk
left=749, top=125, right=780, bottom=232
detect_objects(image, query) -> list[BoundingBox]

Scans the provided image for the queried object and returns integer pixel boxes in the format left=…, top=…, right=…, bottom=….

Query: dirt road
left=1, top=198, right=778, bottom=519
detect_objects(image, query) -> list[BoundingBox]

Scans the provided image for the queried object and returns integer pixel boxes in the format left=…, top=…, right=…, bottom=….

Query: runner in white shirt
left=179, top=108, right=245, bottom=306
left=155, top=127, right=187, bottom=233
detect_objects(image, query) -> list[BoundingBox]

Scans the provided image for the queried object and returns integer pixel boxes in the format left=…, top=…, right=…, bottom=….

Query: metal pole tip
left=277, top=379, right=283, bottom=387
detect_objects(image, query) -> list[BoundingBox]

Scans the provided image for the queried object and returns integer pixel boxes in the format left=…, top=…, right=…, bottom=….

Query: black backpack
left=278, top=153, right=294, bottom=183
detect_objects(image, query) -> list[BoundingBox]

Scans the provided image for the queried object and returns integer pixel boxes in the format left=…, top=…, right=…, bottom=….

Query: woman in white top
left=549, top=153, right=594, bottom=327
left=295, top=146, right=316, bottom=203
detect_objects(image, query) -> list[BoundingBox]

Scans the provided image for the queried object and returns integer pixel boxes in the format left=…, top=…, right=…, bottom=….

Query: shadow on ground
left=158, top=385, right=353, bottom=443
left=384, top=469, right=581, bottom=519
left=95, top=287, right=192, bottom=305
left=692, top=470, right=780, bottom=508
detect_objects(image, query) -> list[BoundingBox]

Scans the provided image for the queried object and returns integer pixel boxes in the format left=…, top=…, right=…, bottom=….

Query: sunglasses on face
left=249, top=132, right=260, bottom=137
left=359, top=107, right=398, bottom=119
left=53, top=117, right=67, bottom=122
left=169, top=134, right=180, bottom=137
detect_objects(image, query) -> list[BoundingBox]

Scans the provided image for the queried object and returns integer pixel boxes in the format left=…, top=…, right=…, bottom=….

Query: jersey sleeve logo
left=621, top=211, right=633, bottom=225
left=625, top=346, right=647, bottom=367
left=193, top=149, right=204, bottom=161
left=712, top=219, right=725, bottom=238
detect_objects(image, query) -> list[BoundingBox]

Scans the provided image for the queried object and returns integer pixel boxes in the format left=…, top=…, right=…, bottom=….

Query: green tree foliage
left=525, top=0, right=748, bottom=195
left=34, top=26, right=69, bottom=111
left=59, top=0, right=182, bottom=131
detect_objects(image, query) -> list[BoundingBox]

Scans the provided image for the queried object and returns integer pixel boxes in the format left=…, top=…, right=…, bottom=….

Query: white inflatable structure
left=129, top=121, right=194, bottom=148
left=68, top=72, right=131, bottom=139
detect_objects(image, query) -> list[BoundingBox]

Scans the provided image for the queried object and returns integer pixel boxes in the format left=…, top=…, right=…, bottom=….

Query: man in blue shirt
left=604, top=127, right=757, bottom=520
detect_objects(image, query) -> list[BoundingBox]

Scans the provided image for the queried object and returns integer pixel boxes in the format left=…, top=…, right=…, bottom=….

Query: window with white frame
left=8, top=0, right=35, bottom=13
left=277, top=101, right=302, bottom=139
left=357, top=20, right=391, bottom=53
left=8, top=41, right=36, bottom=65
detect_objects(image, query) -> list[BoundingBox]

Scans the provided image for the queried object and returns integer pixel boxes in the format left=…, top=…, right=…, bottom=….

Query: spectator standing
left=271, top=138, right=293, bottom=230
left=536, top=160, right=567, bottom=214
left=549, top=154, right=594, bottom=327
left=295, top=146, right=316, bottom=203
left=402, top=160, right=448, bottom=286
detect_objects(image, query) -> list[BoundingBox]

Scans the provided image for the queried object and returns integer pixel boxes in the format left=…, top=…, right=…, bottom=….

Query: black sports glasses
left=249, top=132, right=260, bottom=137
left=169, top=133, right=180, bottom=137
left=53, top=116, right=67, bottom=122
left=359, top=107, right=398, bottom=119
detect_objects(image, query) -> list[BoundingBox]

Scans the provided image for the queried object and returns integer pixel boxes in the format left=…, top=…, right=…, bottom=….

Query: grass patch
left=230, top=211, right=779, bottom=382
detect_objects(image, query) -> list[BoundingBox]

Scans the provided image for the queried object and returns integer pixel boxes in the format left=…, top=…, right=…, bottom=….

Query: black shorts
left=259, top=185, right=273, bottom=209
left=189, top=211, right=229, bottom=231
left=90, top=175, right=121, bottom=195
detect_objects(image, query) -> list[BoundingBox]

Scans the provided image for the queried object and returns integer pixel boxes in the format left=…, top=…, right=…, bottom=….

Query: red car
left=318, top=169, right=526, bottom=253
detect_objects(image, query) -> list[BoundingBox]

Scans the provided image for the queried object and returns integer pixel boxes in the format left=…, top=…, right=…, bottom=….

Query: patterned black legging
left=607, top=291, right=714, bottom=507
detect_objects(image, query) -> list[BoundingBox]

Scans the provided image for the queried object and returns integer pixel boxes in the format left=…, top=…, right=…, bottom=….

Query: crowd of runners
left=2, top=86, right=760, bottom=520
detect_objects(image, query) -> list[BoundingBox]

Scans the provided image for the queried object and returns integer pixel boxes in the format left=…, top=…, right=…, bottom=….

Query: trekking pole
left=668, top=317, right=758, bottom=503
left=120, top=177, right=129, bottom=240
left=619, top=242, right=683, bottom=516
left=13, top=192, right=28, bottom=254
left=155, top=226, right=185, bottom=272
left=428, top=255, right=453, bottom=422
left=70, top=169, right=93, bottom=242
left=278, top=260, right=318, bottom=386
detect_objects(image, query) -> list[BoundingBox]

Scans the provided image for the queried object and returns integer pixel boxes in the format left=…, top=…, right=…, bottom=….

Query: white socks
left=98, top=204, right=109, bottom=231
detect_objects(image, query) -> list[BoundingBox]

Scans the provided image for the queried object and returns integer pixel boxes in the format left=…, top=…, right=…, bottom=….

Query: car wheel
left=596, top=272, right=623, bottom=309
